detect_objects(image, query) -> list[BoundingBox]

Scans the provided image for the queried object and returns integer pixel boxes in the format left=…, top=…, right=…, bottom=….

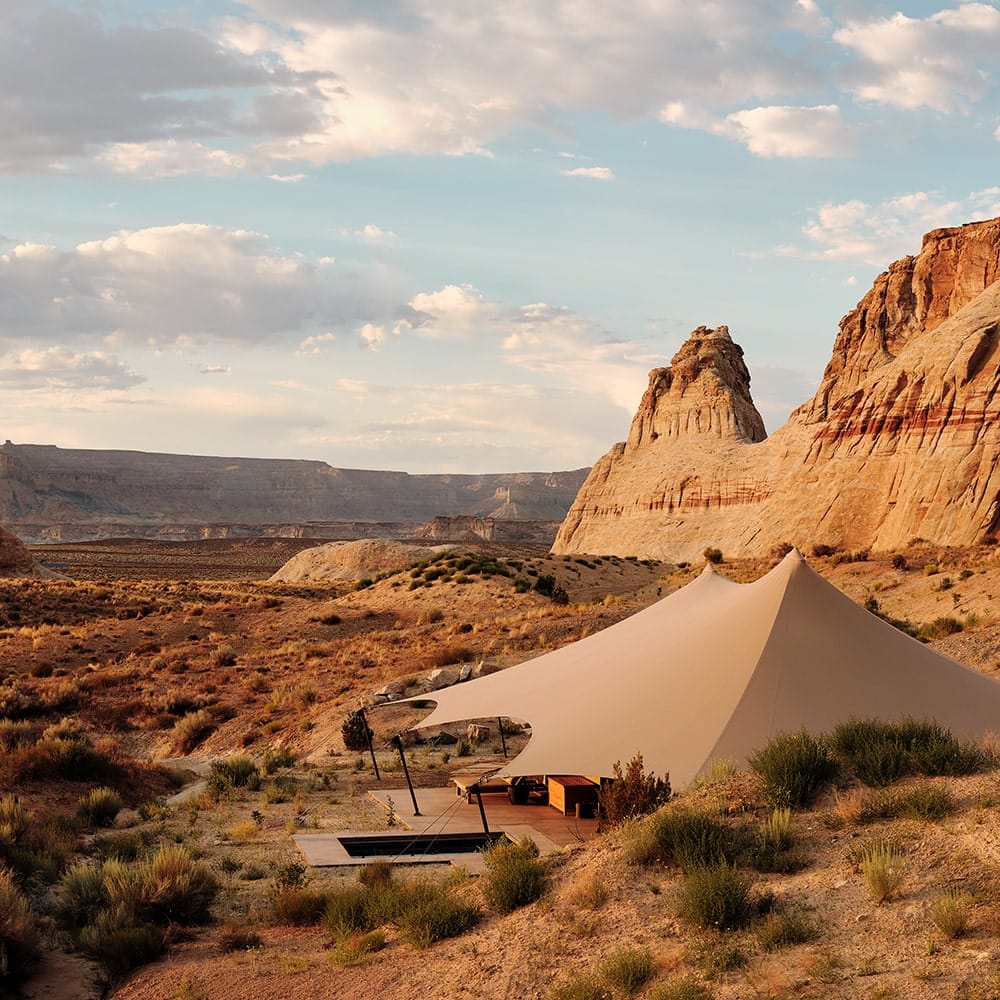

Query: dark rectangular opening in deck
left=336, top=831, right=507, bottom=859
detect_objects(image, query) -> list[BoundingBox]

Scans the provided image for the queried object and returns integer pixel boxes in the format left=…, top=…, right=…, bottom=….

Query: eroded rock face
left=554, top=218, right=1000, bottom=561
left=0, top=526, right=47, bottom=577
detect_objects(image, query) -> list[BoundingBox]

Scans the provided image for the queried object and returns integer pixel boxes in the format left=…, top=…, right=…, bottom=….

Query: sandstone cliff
left=554, top=218, right=1000, bottom=561
left=0, top=442, right=587, bottom=544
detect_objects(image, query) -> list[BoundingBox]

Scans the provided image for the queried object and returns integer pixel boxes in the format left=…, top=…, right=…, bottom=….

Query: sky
left=3, top=1, right=1000, bottom=474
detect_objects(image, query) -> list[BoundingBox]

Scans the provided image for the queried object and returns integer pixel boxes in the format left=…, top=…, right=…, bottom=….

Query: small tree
left=599, top=753, right=671, bottom=826
left=341, top=710, right=373, bottom=752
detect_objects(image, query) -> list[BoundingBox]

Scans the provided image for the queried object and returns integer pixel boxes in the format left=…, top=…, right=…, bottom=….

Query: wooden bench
left=451, top=773, right=509, bottom=802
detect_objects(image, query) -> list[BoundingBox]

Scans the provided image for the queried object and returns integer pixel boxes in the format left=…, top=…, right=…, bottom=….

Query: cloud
left=662, top=103, right=855, bottom=158
left=200, top=365, right=231, bottom=375
left=834, top=3, right=1000, bottom=111
left=560, top=166, right=615, bottom=180
left=344, top=224, right=398, bottom=241
left=95, top=141, right=249, bottom=178
left=296, top=332, right=336, bottom=356
left=0, top=223, right=401, bottom=348
left=0, top=347, right=144, bottom=390
left=751, top=187, right=1000, bottom=264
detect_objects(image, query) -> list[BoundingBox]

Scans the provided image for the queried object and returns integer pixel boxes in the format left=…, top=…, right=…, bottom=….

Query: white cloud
left=95, top=141, right=249, bottom=178
left=0, top=346, right=143, bottom=390
left=358, top=323, right=391, bottom=351
left=296, top=332, right=336, bottom=356
left=560, top=166, right=615, bottom=180
left=268, top=172, right=306, bottom=183
left=345, top=224, right=398, bottom=242
left=200, top=365, right=231, bottom=375
left=663, top=102, right=854, bottom=158
left=753, top=187, right=1000, bottom=264
left=834, top=3, right=1000, bottom=111
left=404, top=284, right=500, bottom=338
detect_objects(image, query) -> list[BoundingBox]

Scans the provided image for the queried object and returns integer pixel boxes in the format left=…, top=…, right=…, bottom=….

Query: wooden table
left=546, top=775, right=599, bottom=816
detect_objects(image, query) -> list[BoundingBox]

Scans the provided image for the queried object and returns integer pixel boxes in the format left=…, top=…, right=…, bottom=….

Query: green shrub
left=77, top=787, right=124, bottom=827
left=758, top=808, right=793, bottom=852
left=396, top=882, right=478, bottom=948
left=0, top=868, right=40, bottom=989
left=650, top=809, right=728, bottom=872
left=262, top=747, right=296, bottom=774
left=323, top=885, right=377, bottom=938
left=56, top=861, right=111, bottom=930
left=754, top=908, right=817, bottom=950
left=830, top=719, right=907, bottom=787
left=930, top=890, right=973, bottom=939
left=207, top=756, right=261, bottom=794
left=0, top=720, right=36, bottom=750
left=79, top=905, right=164, bottom=978
left=749, top=730, right=835, bottom=807
left=549, top=973, right=607, bottom=1000
left=678, top=863, right=752, bottom=930
left=894, top=782, right=954, bottom=821
left=341, top=711, right=373, bottom=752
left=600, top=947, right=655, bottom=996
left=133, top=846, right=219, bottom=925
left=599, top=753, right=671, bottom=825
left=858, top=838, right=903, bottom=903
left=648, top=979, right=714, bottom=1000
left=88, top=831, right=147, bottom=862
left=270, top=886, right=331, bottom=926
left=746, top=807, right=805, bottom=873
left=481, top=837, right=545, bottom=913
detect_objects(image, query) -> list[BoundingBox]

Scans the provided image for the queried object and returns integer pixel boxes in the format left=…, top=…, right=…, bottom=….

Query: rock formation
left=554, top=218, right=1000, bottom=561
left=0, top=441, right=588, bottom=544
left=0, top=526, right=59, bottom=578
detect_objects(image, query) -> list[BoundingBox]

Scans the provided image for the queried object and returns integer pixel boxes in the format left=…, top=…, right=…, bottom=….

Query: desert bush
left=270, top=886, right=331, bottom=926
left=323, top=884, right=376, bottom=938
left=0, top=868, right=40, bottom=989
left=858, top=838, right=903, bottom=903
left=703, top=547, right=723, bottom=564
left=900, top=719, right=982, bottom=776
left=891, top=553, right=907, bottom=569
left=127, top=846, right=219, bottom=925
left=358, top=859, right=394, bottom=889
left=481, top=837, right=545, bottom=913
left=0, top=719, right=36, bottom=750
left=749, top=730, right=835, bottom=807
left=894, top=782, right=954, bottom=821
left=79, top=904, right=164, bottom=979
left=758, top=808, right=793, bottom=852
left=919, top=616, right=963, bottom=640
left=341, top=710, right=373, bottom=752
left=77, top=787, right=124, bottom=827
left=811, top=543, right=836, bottom=558
left=396, top=881, right=478, bottom=948
left=88, top=831, right=147, bottom=862
left=262, top=747, right=295, bottom=773
left=754, top=907, right=817, bottom=950
left=648, top=979, right=714, bottom=1000
left=830, top=719, right=908, bottom=786
left=600, top=753, right=671, bottom=825
left=217, top=921, right=262, bottom=953
left=746, top=807, right=804, bottom=873
left=331, top=929, right=386, bottom=967
left=207, top=755, right=260, bottom=795
left=600, top=947, right=655, bottom=996
left=170, top=710, right=216, bottom=754
left=650, top=808, right=729, bottom=872
left=56, top=861, right=110, bottom=930
left=678, top=862, right=752, bottom=930
left=930, top=889, right=973, bottom=939
left=212, top=644, right=236, bottom=667
left=549, top=972, right=606, bottom=1000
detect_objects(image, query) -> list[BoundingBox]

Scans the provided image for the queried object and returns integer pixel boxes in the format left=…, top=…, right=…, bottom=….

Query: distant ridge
left=0, top=442, right=587, bottom=544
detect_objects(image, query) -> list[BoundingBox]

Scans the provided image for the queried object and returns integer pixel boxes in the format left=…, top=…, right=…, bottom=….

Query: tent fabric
left=408, top=550, right=1000, bottom=787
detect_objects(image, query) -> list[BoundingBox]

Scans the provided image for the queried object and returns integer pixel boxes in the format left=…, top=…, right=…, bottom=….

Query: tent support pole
left=359, top=706, right=380, bottom=781
left=471, top=785, right=490, bottom=835
left=392, top=735, right=420, bottom=816
left=497, top=717, right=508, bottom=759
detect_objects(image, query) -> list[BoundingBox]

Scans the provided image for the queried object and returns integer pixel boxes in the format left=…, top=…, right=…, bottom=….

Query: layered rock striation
left=554, top=218, right=1000, bottom=561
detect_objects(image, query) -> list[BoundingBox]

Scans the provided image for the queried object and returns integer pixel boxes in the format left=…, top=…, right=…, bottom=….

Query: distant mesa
left=0, top=442, right=588, bottom=545
left=554, top=217, right=1000, bottom=561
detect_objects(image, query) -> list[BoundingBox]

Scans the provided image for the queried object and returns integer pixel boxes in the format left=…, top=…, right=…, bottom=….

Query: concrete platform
left=294, top=785, right=600, bottom=873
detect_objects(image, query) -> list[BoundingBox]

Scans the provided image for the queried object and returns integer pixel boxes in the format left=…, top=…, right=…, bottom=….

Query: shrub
left=56, top=861, right=111, bottom=930
left=703, top=547, right=723, bottom=564
left=480, top=837, right=545, bottom=913
left=170, top=710, right=216, bottom=754
left=212, top=644, right=236, bottom=667
left=341, top=710, right=373, bottom=752
left=749, top=730, right=835, bottom=807
left=331, top=929, right=386, bottom=967
left=758, top=808, right=793, bottom=852
left=894, top=782, right=954, bottom=821
left=88, top=831, right=146, bottom=862
left=262, top=747, right=295, bottom=773
left=930, top=890, right=972, bottom=938
left=919, top=616, right=963, bottom=640
left=207, top=755, right=261, bottom=794
left=0, top=720, right=36, bottom=750
left=650, top=809, right=728, bottom=872
left=811, top=544, right=836, bottom=558
left=135, top=846, right=219, bottom=925
left=600, top=753, right=671, bottom=826
left=0, top=868, right=40, bottom=989
left=79, top=905, right=164, bottom=979
left=747, top=807, right=804, bottom=872
left=754, top=908, right=817, bottom=950
left=323, top=885, right=376, bottom=938
left=678, top=863, right=752, bottom=930
left=270, top=887, right=331, bottom=926
left=600, top=947, right=655, bottom=996
left=858, top=838, right=903, bottom=903
left=830, top=719, right=907, bottom=787
left=549, top=973, right=606, bottom=1000
left=217, top=921, right=262, bottom=953
left=77, top=787, right=124, bottom=827
left=647, top=979, right=714, bottom=1000
left=397, top=882, right=478, bottom=948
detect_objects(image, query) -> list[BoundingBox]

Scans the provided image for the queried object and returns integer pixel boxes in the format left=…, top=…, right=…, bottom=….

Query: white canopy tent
left=410, top=550, right=1000, bottom=787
